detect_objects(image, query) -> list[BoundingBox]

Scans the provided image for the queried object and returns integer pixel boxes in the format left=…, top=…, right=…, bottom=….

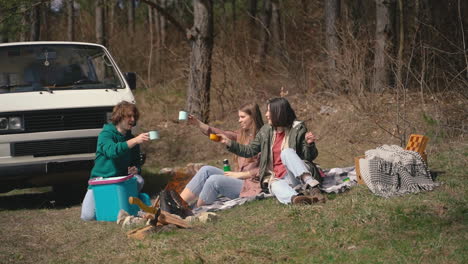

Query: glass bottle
left=223, top=159, right=231, bottom=172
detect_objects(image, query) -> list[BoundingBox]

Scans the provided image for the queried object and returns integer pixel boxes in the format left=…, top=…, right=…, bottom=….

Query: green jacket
left=90, top=123, right=141, bottom=178
left=227, top=121, right=319, bottom=190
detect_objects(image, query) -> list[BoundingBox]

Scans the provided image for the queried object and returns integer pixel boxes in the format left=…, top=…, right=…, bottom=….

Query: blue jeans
left=185, top=165, right=243, bottom=205
left=80, top=174, right=144, bottom=221
left=270, top=148, right=319, bottom=204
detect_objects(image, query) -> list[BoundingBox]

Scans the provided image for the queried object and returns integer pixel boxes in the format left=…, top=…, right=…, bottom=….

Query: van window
left=0, top=44, right=124, bottom=93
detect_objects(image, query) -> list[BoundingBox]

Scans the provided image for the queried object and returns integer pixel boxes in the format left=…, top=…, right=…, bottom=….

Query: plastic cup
left=178, top=111, right=188, bottom=121
left=149, top=131, right=159, bottom=140
left=209, top=133, right=220, bottom=142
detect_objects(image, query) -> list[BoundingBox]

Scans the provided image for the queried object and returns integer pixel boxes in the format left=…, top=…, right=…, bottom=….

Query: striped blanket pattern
left=359, top=144, right=439, bottom=197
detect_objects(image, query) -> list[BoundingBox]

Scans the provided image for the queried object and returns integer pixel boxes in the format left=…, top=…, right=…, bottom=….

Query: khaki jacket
left=228, top=121, right=319, bottom=191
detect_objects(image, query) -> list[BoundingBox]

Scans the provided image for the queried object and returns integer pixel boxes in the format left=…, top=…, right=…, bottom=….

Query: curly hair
left=110, top=101, right=140, bottom=125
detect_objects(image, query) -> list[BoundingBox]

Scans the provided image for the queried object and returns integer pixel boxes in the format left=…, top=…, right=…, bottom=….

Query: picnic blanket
left=320, top=166, right=357, bottom=193
left=192, top=167, right=358, bottom=215
left=192, top=192, right=273, bottom=215
left=359, top=144, right=439, bottom=197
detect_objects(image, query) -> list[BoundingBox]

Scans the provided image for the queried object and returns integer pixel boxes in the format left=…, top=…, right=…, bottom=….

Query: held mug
left=209, top=133, right=220, bottom=142
left=178, top=111, right=188, bottom=121
left=149, top=131, right=159, bottom=140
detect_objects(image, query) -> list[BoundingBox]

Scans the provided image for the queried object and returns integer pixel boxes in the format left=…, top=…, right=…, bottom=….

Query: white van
left=0, top=41, right=138, bottom=193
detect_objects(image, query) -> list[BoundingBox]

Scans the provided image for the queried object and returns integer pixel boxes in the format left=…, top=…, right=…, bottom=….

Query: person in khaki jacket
left=218, top=97, right=325, bottom=205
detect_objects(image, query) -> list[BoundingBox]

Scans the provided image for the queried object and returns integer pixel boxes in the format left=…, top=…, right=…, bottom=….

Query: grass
left=0, top=145, right=466, bottom=264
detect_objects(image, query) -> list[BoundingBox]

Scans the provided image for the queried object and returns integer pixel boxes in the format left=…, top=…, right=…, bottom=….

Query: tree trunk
left=258, top=0, right=272, bottom=70
left=109, top=0, right=115, bottom=38
left=186, top=0, right=214, bottom=123
left=96, top=0, right=106, bottom=46
left=67, top=0, right=75, bottom=41
left=0, top=9, right=6, bottom=43
left=396, top=0, right=404, bottom=89
left=271, top=0, right=282, bottom=58
left=30, top=4, right=41, bottom=41
left=247, top=0, right=257, bottom=33
left=325, top=0, right=339, bottom=79
left=153, top=6, right=162, bottom=75
left=41, top=1, right=49, bottom=40
left=231, top=0, right=236, bottom=26
left=20, top=5, right=29, bottom=42
left=372, top=0, right=393, bottom=92
left=128, top=0, right=135, bottom=37
left=159, top=0, right=167, bottom=47
left=148, top=5, right=154, bottom=85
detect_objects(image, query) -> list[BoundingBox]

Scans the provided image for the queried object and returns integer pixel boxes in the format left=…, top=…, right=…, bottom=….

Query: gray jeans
left=80, top=174, right=144, bottom=221
left=185, top=165, right=243, bottom=205
left=270, top=148, right=320, bottom=204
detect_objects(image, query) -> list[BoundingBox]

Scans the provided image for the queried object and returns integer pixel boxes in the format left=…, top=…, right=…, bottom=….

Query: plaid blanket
left=359, top=144, right=439, bottom=197
left=320, top=167, right=357, bottom=194
left=192, top=167, right=358, bottom=215
left=192, top=193, right=273, bottom=215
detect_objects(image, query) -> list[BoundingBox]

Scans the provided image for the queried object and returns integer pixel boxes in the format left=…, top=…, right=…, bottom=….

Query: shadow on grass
left=0, top=171, right=171, bottom=210
left=0, top=189, right=84, bottom=210
left=430, top=170, right=445, bottom=181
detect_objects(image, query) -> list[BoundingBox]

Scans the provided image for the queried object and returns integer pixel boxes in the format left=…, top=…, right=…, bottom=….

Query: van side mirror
left=124, top=72, right=137, bottom=90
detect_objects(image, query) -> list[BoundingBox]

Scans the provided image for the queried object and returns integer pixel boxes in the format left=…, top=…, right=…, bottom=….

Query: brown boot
left=291, top=195, right=320, bottom=205
left=303, top=186, right=327, bottom=203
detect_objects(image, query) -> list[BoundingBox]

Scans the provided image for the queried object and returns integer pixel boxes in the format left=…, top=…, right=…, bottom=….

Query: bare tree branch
left=0, top=0, right=50, bottom=25
left=138, top=0, right=188, bottom=40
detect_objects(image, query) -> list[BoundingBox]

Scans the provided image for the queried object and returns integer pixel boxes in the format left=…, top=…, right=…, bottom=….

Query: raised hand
left=305, top=131, right=317, bottom=144
left=134, top=132, right=150, bottom=144
left=187, top=114, right=200, bottom=126
left=128, top=166, right=138, bottom=175
left=218, top=134, right=232, bottom=147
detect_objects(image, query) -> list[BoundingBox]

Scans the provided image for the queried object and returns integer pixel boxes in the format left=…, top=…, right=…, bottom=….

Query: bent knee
left=280, top=148, right=296, bottom=160
left=204, top=174, right=224, bottom=189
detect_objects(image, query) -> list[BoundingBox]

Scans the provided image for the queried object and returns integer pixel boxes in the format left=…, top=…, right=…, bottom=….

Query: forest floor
left=0, top=90, right=466, bottom=263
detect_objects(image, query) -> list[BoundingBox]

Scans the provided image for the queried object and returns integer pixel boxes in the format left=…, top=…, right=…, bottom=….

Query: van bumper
left=0, top=154, right=95, bottom=188
left=0, top=155, right=94, bottom=177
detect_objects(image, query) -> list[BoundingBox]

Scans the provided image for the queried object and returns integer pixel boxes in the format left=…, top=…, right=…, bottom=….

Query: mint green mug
left=149, top=131, right=159, bottom=140
left=178, top=111, right=188, bottom=121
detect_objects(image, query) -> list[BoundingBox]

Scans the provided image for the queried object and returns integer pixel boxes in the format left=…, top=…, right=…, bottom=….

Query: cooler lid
left=88, top=175, right=134, bottom=185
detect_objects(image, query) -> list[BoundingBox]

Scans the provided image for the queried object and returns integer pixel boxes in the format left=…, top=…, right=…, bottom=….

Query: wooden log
left=158, top=210, right=191, bottom=228
left=129, top=197, right=158, bottom=214
left=126, top=225, right=157, bottom=240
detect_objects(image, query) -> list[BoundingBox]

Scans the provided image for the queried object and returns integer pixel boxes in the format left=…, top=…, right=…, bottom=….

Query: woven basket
left=354, top=155, right=366, bottom=185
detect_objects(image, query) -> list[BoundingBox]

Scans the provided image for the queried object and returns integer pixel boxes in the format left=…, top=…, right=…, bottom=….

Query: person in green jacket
left=81, top=101, right=149, bottom=221
left=218, top=97, right=325, bottom=205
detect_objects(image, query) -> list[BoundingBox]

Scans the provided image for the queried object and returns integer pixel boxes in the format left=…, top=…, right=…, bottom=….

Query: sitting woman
left=219, top=97, right=324, bottom=205
left=180, top=103, right=264, bottom=207
left=81, top=101, right=149, bottom=221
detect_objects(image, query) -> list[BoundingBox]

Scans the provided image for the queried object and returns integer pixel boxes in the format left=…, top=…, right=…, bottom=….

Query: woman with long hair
left=180, top=103, right=264, bottom=207
left=219, top=97, right=324, bottom=205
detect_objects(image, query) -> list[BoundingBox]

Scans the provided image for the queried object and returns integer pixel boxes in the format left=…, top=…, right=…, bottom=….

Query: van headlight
left=0, top=117, right=23, bottom=130
left=0, top=118, right=7, bottom=130
left=9, top=117, right=23, bottom=130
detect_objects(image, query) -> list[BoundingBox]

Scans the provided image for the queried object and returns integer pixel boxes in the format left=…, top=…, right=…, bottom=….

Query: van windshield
left=0, top=44, right=124, bottom=93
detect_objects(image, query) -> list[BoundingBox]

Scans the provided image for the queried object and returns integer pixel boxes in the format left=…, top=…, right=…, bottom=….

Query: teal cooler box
left=89, top=175, right=139, bottom=221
